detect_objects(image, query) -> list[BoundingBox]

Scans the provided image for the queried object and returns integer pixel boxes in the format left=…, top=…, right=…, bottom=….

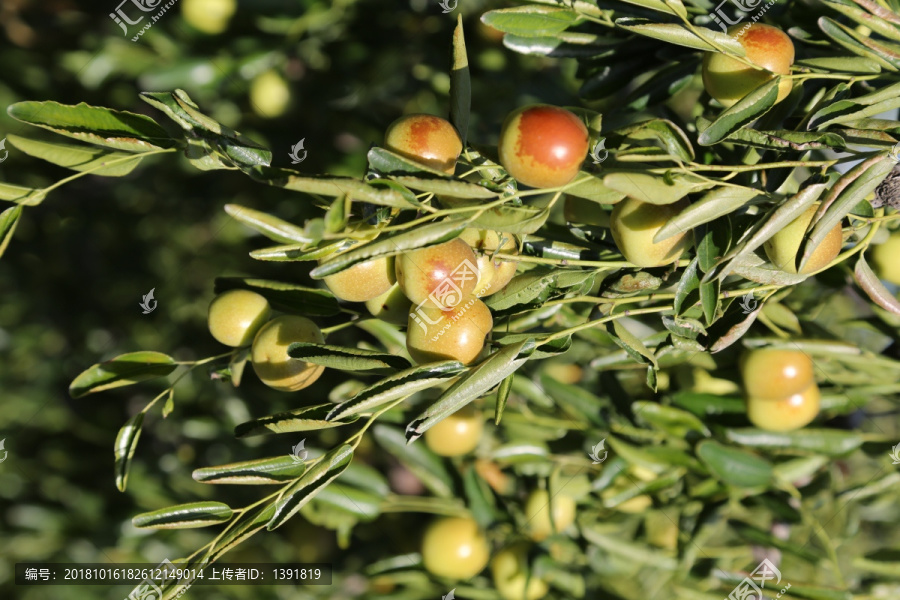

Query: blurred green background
left=0, top=0, right=581, bottom=598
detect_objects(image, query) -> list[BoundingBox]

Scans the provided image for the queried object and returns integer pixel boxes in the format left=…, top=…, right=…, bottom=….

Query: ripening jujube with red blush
left=384, top=114, right=463, bottom=174
left=498, top=105, right=590, bottom=189
left=395, top=239, right=479, bottom=308
left=702, top=24, right=795, bottom=108
left=406, top=297, right=492, bottom=365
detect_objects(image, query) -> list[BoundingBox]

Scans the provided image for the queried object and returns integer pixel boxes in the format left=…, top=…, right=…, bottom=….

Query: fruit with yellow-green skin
left=424, top=405, right=483, bottom=457
left=610, top=197, right=691, bottom=267
left=407, top=297, right=492, bottom=365
left=395, top=239, right=479, bottom=309
left=422, top=517, right=490, bottom=579
left=747, top=382, right=821, bottom=431
left=740, top=348, right=815, bottom=400
left=491, top=543, right=549, bottom=600
left=459, top=229, right=518, bottom=297
left=250, top=316, right=325, bottom=391
left=321, top=256, right=395, bottom=303
left=384, top=114, right=463, bottom=174
left=702, top=24, right=795, bottom=108
left=872, top=234, right=900, bottom=285
left=250, top=70, right=291, bottom=119
left=763, top=203, right=843, bottom=274
left=181, top=0, right=236, bottom=34
left=207, top=290, right=271, bottom=347
left=524, top=489, right=577, bottom=541
left=499, top=105, right=590, bottom=189
left=365, top=283, right=411, bottom=325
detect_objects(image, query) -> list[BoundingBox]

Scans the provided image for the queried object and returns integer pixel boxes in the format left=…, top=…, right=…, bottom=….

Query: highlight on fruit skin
left=610, top=197, right=691, bottom=268
left=740, top=348, right=815, bottom=400
left=250, top=315, right=325, bottom=392
left=250, top=70, right=291, bottom=119
left=395, top=238, right=480, bottom=309
left=384, top=114, right=463, bottom=174
left=207, top=289, right=271, bottom=347
left=524, top=489, right=577, bottom=541
left=181, top=0, right=237, bottom=35
left=702, top=23, right=795, bottom=108
left=746, top=382, right=821, bottom=432
left=491, top=542, right=549, bottom=600
left=763, top=203, right=843, bottom=275
left=498, top=104, right=590, bottom=189
left=321, top=256, right=395, bottom=303
left=406, top=297, right=492, bottom=365
left=421, top=516, right=490, bottom=579
left=424, top=404, right=484, bottom=457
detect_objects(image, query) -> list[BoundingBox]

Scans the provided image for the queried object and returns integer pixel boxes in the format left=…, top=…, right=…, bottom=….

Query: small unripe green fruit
left=747, top=382, right=821, bottom=431
left=610, top=197, right=691, bottom=267
left=499, top=105, right=590, bottom=189
left=740, top=348, right=815, bottom=399
left=525, top=489, right=577, bottom=541
left=250, top=316, right=325, bottom=392
left=182, top=0, right=236, bottom=34
left=384, top=114, right=463, bottom=174
left=250, top=71, right=291, bottom=119
left=763, top=203, right=843, bottom=274
left=365, top=283, right=411, bottom=325
left=422, top=517, right=490, bottom=579
left=321, top=256, right=395, bottom=303
left=872, top=234, right=900, bottom=285
left=407, top=298, right=492, bottom=365
left=459, top=229, right=518, bottom=297
left=424, top=405, right=483, bottom=457
left=491, top=543, right=549, bottom=600
left=207, top=290, right=271, bottom=347
left=702, top=24, right=795, bottom=108
left=395, top=239, right=480, bottom=309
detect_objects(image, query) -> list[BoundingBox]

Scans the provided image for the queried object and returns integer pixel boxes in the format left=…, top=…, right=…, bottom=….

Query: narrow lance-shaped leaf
left=698, top=79, right=780, bottom=146
left=495, top=373, right=514, bottom=426
left=0, top=205, right=23, bottom=260
left=481, top=6, right=581, bottom=37
left=224, top=204, right=315, bottom=244
left=69, top=351, right=178, bottom=398
left=614, top=18, right=746, bottom=54
left=192, top=456, right=307, bottom=485
left=114, top=413, right=144, bottom=492
left=214, top=277, right=341, bottom=317
left=450, top=15, right=471, bottom=146
left=248, top=166, right=414, bottom=209
left=133, top=501, right=234, bottom=529
left=654, top=186, right=763, bottom=243
left=696, top=440, right=773, bottom=488
left=267, top=444, right=354, bottom=530
left=0, top=183, right=46, bottom=206
left=854, top=254, right=900, bottom=315
left=287, top=343, right=411, bottom=372
left=235, top=403, right=360, bottom=438
left=7, top=134, right=145, bottom=177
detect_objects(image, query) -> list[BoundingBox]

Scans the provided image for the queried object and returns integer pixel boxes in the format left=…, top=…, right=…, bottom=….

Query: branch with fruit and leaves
left=5, top=4, right=900, bottom=598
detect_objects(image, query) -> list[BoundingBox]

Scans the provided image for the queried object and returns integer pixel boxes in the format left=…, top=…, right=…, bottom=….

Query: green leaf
left=267, top=444, right=354, bottom=530
left=7, top=134, right=144, bottom=176
left=310, top=219, right=468, bottom=278
left=633, top=402, right=711, bottom=437
left=503, top=32, right=611, bottom=58
left=235, top=403, right=361, bottom=438
left=481, top=6, right=581, bottom=37
left=214, top=277, right=341, bottom=317
left=539, top=373, right=608, bottom=427
left=0, top=205, right=23, bottom=259
left=451, top=15, right=471, bottom=146
left=192, top=456, right=307, bottom=484
left=114, top=413, right=144, bottom=493
left=494, top=373, right=513, bottom=426
left=249, top=166, right=415, bottom=209
left=725, top=428, right=865, bottom=456
left=797, top=56, right=882, bottom=73
left=614, top=118, right=695, bottom=162
left=373, top=425, right=455, bottom=498
left=656, top=187, right=761, bottom=243
left=463, top=465, right=499, bottom=528
left=406, top=339, right=536, bottom=442
left=674, top=258, right=701, bottom=315
left=327, top=361, right=466, bottom=422
left=469, top=203, right=549, bottom=234
left=313, top=482, right=381, bottom=521
left=854, top=254, right=900, bottom=315
left=0, top=183, right=45, bottom=206
left=69, top=351, right=178, bottom=398
left=721, top=127, right=848, bottom=152
left=7, top=100, right=173, bottom=152
left=696, top=440, right=773, bottom=488
left=698, top=79, right=780, bottom=146
left=609, top=320, right=659, bottom=368
left=817, top=17, right=900, bottom=71
left=224, top=204, right=314, bottom=244
left=602, top=169, right=713, bottom=204
left=133, top=501, right=233, bottom=529
left=614, top=19, right=746, bottom=54
left=206, top=504, right=275, bottom=563
left=287, top=343, right=411, bottom=373
left=821, top=0, right=900, bottom=42
left=564, top=173, right=627, bottom=204
left=249, top=240, right=349, bottom=263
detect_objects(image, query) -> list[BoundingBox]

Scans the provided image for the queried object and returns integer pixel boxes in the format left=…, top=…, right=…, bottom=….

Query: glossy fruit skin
left=763, top=203, right=843, bottom=274
left=610, top=197, right=691, bottom=267
left=424, top=404, right=484, bottom=457
left=702, top=24, right=795, bottom=108
left=250, top=316, right=325, bottom=392
left=872, top=234, right=900, bottom=285
left=422, top=517, right=490, bottom=579
left=564, top=195, right=609, bottom=226
left=407, top=298, right=492, bottom=365
left=365, top=283, right=411, bottom=325
left=384, top=114, right=463, bottom=174
left=499, top=105, right=590, bottom=189
left=182, top=0, right=236, bottom=34
left=740, top=349, right=815, bottom=399
left=207, top=290, right=271, bottom=347
left=459, top=229, right=518, bottom=297
left=250, top=71, right=291, bottom=119
left=525, top=489, right=577, bottom=541
left=395, top=239, right=479, bottom=309
left=491, top=543, right=549, bottom=600
left=321, top=256, right=395, bottom=303
left=747, top=382, right=821, bottom=431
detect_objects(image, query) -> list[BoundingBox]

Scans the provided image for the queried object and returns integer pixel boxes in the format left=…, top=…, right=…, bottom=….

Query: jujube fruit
left=524, top=489, right=577, bottom=541
left=872, top=233, right=900, bottom=285
left=250, top=70, right=291, bottom=119
left=424, top=404, right=484, bottom=457
left=763, top=203, right=843, bottom=274
left=459, top=228, right=518, bottom=297
left=384, top=114, right=463, bottom=174
left=740, top=348, right=814, bottom=399
left=491, top=543, right=549, bottom=600
left=702, top=24, right=795, bottom=108
left=365, top=283, right=412, bottom=325
left=207, top=289, right=271, bottom=347
left=499, top=105, right=590, bottom=189
left=407, top=297, right=492, bottom=365
left=182, top=0, right=236, bottom=34
left=746, top=382, right=821, bottom=431
left=610, top=197, right=691, bottom=268
left=250, top=315, right=325, bottom=392
left=321, top=256, right=395, bottom=303
left=421, top=516, right=490, bottom=579
left=395, top=239, right=479, bottom=309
